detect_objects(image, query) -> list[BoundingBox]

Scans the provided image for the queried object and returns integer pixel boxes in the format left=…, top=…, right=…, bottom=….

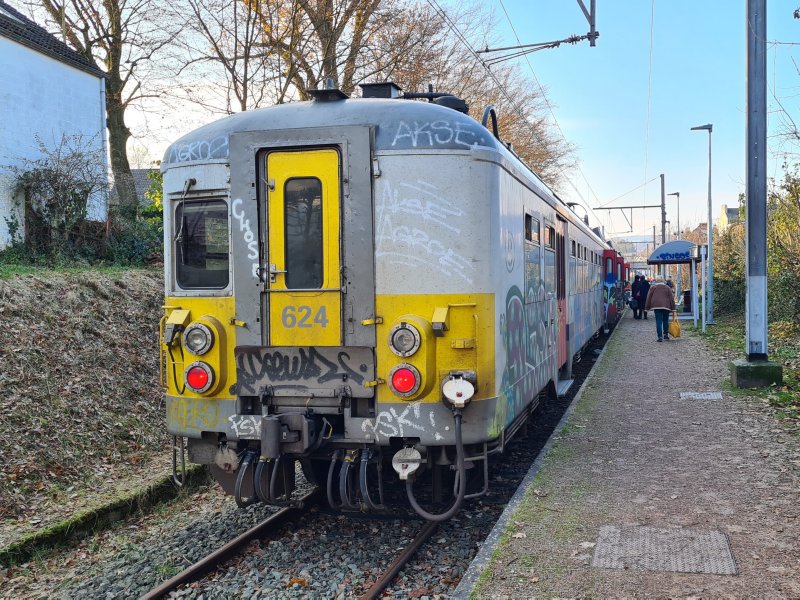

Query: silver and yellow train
left=160, top=82, right=615, bottom=520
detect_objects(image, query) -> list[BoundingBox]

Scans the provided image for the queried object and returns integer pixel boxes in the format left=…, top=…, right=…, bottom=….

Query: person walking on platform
left=645, top=276, right=676, bottom=341
left=630, top=275, right=641, bottom=318
left=632, top=275, right=647, bottom=319
left=639, top=276, right=651, bottom=319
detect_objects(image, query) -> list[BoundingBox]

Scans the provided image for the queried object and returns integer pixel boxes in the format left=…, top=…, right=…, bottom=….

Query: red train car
left=602, top=248, right=626, bottom=330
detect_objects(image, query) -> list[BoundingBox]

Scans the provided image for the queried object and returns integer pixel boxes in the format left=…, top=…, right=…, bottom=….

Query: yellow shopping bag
left=668, top=311, right=681, bottom=338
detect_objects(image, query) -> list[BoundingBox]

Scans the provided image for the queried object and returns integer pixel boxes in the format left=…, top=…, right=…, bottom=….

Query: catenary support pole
left=732, top=0, right=782, bottom=387
left=745, top=0, right=768, bottom=361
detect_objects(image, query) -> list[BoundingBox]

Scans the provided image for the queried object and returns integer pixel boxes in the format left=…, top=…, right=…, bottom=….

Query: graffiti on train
left=492, top=284, right=557, bottom=436
left=236, top=347, right=367, bottom=394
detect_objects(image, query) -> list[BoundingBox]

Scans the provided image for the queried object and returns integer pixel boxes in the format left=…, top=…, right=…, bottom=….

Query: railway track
left=124, top=331, right=613, bottom=600
left=358, top=520, right=439, bottom=600
left=139, top=488, right=323, bottom=600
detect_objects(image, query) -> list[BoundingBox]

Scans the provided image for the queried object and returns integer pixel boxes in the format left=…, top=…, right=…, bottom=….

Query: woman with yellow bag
left=644, top=276, right=677, bottom=342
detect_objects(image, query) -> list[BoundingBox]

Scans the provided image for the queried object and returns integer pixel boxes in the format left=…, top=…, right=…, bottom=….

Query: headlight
left=183, top=323, right=214, bottom=355
left=185, top=362, right=214, bottom=393
left=388, top=322, right=421, bottom=357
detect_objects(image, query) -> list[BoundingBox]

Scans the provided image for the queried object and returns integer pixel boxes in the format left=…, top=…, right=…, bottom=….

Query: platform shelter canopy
left=647, top=239, right=696, bottom=265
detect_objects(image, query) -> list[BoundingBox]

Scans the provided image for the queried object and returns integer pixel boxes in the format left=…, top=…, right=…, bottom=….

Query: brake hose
left=234, top=449, right=258, bottom=508
left=405, top=409, right=466, bottom=522
left=254, top=458, right=271, bottom=503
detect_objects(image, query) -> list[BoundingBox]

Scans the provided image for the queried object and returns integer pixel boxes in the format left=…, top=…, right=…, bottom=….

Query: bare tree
left=28, top=0, right=178, bottom=207
left=366, top=2, right=575, bottom=188
left=167, top=0, right=278, bottom=113
left=258, top=0, right=449, bottom=99
left=168, top=0, right=573, bottom=187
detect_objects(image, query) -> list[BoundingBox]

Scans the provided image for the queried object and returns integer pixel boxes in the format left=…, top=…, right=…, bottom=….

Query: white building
left=0, top=1, right=107, bottom=249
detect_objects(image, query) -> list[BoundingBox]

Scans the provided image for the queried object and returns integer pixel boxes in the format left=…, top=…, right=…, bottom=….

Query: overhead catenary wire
left=598, top=175, right=661, bottom=208
left=495, top=0, right=603, bottom=224
left=425, top=0, right=602, bottom=224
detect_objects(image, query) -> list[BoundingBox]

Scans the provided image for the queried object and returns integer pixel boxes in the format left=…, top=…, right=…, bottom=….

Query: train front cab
left=160, top=117, right=501, bottom=518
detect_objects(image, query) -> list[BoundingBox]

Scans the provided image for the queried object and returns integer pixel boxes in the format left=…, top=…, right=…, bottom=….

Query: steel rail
left=140, top=488, right=322, bottom=600
left=358, top=520, right=440, bottom=600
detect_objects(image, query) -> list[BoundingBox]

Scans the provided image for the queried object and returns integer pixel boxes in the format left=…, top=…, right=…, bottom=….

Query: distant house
left=109, top=168, right=159, bottom=207
left=0, top=1, right=107, bottom=249
left=719, top=204, right=740, bottom=232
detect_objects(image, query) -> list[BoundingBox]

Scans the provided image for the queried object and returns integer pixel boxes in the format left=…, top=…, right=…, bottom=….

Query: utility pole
left=732, top=0, right=782, bottom=387
left=660, top=174, right=666, bottom=245
left=660, top=174, right=666, bottom=276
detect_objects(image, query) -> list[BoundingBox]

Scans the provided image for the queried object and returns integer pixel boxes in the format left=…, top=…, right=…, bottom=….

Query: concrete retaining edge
left=452, top=319, right=623, bottom=599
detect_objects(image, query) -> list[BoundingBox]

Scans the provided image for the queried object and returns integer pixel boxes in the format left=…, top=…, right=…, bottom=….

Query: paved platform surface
left=469, top=312, right=800, bottom=598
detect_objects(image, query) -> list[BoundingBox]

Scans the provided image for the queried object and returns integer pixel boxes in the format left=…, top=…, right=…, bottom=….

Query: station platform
left=456, top=310, right=800, bottom=598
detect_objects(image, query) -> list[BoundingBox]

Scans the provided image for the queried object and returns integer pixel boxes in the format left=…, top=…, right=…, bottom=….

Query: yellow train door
left=266, top=149, right=342, bottom=346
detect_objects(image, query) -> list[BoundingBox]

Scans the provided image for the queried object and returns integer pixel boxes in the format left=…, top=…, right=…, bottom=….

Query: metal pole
left=660, top=174, right=666, bottom=245
left=707, top=129, right=714, bottom=323
left=701, top=246, right=707, bottom=333
left=691, top=123, right=714, bottom=323
left=660, top=174, right=666, bottom=276
left=746, top=0, right=768, bottom=360
left=677, top=196, right=681, bottom=299
left=692, top=260, right=698, bottom=328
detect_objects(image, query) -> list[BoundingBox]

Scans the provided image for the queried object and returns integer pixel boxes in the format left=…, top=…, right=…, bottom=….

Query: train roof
left=162, top=94, right=607, bottom=247
left=162, top=97, right=507, bottom=166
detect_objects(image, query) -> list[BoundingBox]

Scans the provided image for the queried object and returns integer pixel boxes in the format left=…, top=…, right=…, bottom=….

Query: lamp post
left=668, top=191, right=681, bottom=299
left=691, top=124, right=714, bottom=324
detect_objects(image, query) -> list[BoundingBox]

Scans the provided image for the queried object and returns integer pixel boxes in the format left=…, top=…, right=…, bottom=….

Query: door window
left=284, top=177, right=323, bottom=289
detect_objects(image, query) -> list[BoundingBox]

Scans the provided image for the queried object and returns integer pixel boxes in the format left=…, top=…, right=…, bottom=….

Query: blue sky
left=456, top=1, right=800, bottom=238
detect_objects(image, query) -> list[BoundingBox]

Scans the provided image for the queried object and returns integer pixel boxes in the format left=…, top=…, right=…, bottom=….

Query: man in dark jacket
left=631, top=275, right=642, bottom=318
left=639, top=277, right=651, bottom=319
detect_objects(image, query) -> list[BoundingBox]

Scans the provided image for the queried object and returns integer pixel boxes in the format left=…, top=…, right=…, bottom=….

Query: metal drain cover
left=591, top=525, right=737, bottom=575
left=680, top=391, right=723, bottom=400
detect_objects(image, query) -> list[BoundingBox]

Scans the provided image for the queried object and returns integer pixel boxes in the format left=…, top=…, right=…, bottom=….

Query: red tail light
left=392, top=368, right=416, bottom=393
left=389, top=364, right=421, bottom=397
left=185, top=362, right=213, bottom=393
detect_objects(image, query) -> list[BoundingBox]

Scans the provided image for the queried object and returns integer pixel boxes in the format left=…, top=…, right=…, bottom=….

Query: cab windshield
left=175, top=200, right=229, bottom=289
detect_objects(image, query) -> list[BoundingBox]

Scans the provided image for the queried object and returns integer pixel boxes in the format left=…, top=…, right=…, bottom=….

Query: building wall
left=0, top=36, right=106, bottom=248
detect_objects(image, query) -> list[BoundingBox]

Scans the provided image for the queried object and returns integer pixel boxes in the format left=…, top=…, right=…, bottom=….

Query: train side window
left=545, top=226, right=555, bottom=249
left=571, top=240, right=576, bottom=256
left=606, top=257, right=613, bottom=274
left=284, top=177, right=323, bottom=289
left=175, top=200, right=230, bottom=289
left=524, top=214, right=541, bottom=303
left=525, top=214, right=540, bottom=244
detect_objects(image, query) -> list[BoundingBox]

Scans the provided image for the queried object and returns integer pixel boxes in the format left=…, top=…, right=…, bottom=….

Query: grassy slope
left=0, top=269, right=167, bottom=521
left=700, top=314, right=800, bottom=421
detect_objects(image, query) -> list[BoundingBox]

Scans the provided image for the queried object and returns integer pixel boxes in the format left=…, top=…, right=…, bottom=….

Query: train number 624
left=281, top=305, right=329, bottom=328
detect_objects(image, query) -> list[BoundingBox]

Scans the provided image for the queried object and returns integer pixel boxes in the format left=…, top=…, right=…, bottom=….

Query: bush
left=1, top=146, right=164, bottom=267
left=715, top=277, right=746, bottom=317
left=8, top=134, right=107, bottom=258
left=106, top=203, right=163, bottom=266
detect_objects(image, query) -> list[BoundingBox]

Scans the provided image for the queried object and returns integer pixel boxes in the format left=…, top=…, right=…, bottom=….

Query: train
left=160, top=82, right=626, bottom=520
